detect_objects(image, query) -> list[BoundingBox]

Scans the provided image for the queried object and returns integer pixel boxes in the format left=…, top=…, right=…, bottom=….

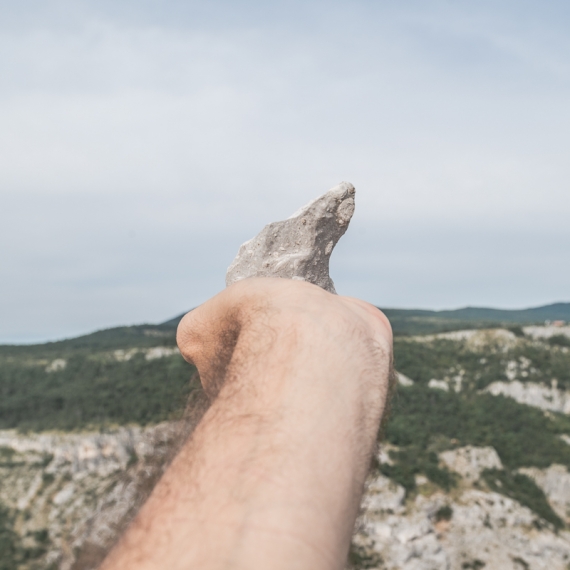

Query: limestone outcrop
left=0, top=424, right=182, bottom=570
left=439, top=445, right=503, bottom=483
left=485, top=380, right=570, bottom=414
left=353, top=479, right=570, bottom=570
left=5, top=431, right=570, bottom=570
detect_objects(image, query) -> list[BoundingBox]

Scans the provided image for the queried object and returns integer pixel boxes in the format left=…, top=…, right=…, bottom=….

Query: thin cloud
left=1, top=0, right=569, bottom=342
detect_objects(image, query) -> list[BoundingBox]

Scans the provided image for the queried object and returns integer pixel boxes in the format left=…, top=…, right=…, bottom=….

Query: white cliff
left=484, top=380, right=570, bottom=414
left=350, top=445, right=570, bottom=570
left=4, top=432, right=570, bottom=570
left=439, top=446, right=503, bottom=483
left=0, top=423, right=182, bottom=570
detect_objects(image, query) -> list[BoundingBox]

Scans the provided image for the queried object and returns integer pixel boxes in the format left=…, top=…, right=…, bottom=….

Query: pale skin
left=100, top=278, right=394, bottom=570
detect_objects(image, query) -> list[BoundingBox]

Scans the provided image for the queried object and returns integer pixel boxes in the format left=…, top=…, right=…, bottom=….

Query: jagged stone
left=225, top=181, right=355, bottom=294
left=439, top=445, right=503, bottom=483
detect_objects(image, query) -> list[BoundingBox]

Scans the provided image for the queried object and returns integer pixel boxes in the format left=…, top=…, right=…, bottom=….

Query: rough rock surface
left=5, top=327, right=570, bottom=569
left=524, top=325, right=570, bottom=340
left=354, top=484, right=570, bottom=570
left=225, top=181, right=355, bottom=293
left=485, top=380, right=570, bottom=414
left=440, top=446, right=503, bottom=483
left=348, top=445, right=570, bottom=570
left=5, top=429, right=570, bottom=570
left=0, top=424, right=183, bottom=570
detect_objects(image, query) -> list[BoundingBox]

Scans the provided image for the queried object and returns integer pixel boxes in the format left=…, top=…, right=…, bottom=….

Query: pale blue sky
left=1, top=0, right=570, bottom=342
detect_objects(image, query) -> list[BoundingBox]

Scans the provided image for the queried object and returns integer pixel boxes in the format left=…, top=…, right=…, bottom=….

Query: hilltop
left=382, top=301, right=570, bottom=335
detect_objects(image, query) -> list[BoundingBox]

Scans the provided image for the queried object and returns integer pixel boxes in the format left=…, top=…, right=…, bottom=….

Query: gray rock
left=225, top=182, right=355, bottom=294
left=439, top=446, right=503, bottom=483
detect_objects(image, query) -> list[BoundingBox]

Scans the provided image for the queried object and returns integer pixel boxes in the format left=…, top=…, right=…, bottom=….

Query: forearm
left=101, top=280, right=393, bottom=570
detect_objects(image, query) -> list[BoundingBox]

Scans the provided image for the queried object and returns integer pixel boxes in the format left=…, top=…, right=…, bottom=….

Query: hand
left=177, top=277, right=392, bottom=400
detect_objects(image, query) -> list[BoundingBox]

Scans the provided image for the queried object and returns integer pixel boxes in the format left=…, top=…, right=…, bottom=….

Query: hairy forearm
left=101, top=280, right=393, bottom=570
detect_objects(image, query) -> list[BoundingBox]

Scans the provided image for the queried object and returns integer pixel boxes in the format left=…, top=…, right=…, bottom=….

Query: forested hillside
left=1, top=305, right=570, bottom=569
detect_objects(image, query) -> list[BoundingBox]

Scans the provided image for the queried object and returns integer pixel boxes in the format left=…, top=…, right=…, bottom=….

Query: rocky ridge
left=4, top=427, right=570, bottom=570
left=0, top=423, right=184, bottom=570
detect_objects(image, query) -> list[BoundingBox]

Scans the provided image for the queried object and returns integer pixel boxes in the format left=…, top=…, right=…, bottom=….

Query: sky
left=1, top=0, right=570, bottom=343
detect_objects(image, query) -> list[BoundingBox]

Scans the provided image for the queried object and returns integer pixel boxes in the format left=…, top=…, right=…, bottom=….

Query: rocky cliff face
left=352, top=449, right=570, bottom=570
left=3, top=427, right=570, bottom=570
left=2, top=325, right=570, bottom=569
left=0, top=424, right=183, bottom=570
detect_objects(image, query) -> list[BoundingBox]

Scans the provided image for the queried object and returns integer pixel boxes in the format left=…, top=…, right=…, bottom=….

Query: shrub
left=549, top=335, right=570, bottom=348
left=481, top=469, right=563, bottom=529
left=434, top=505, right=453, bottom=522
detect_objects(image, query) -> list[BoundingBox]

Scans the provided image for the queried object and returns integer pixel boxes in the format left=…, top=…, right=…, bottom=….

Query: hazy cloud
left=1, top=0, right=569, bottom=342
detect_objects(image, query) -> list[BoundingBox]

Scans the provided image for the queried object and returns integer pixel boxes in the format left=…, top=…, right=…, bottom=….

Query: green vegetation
left=434, top=505, right=453, bottom=522
left=347, top=545, right=384, bottom=569
left=394, top=337, right=507, bottom=390
left=0, top=504, right=48, bottom=570
left=379, top=446, right=457, bottom=493
left=508, top=343, right=570, bottom=390
left=461, top=561, right=486, bottom=570
left=0, top=350, right=198, bottom=431
left=386, top=386, right=570, bottom=471
left=381, top=315, right=496, bottom=336
left=549, top=335, right=570, bottom=348
left=11, top=319, right=564, bottom=433
left=0, top=446, right=15, bottom=462
left=0, top=320, right=202, bottom=431
left=373, top=373, right=569, bottom=523
left=507, top=325, right=526, bottom=337
left=394, top=336, right=570, bottom=390
left=481, top=469, right=563, bottom=529
left=0, top=504, right=19, bottom=570
left=160, top=302, right=570, bottom=338
left=0, top=323, right=177, bottom=358
left=0, top=307, right=569, bottom=555
left=382, top=380, right=570, bottom=525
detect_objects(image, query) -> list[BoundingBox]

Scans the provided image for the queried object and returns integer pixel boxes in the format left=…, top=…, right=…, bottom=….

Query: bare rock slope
left=350, top=446, right=570, bottom=570
left=5, top=430, right=570, bottom=570
left=0, top=424, right=182, bottom=570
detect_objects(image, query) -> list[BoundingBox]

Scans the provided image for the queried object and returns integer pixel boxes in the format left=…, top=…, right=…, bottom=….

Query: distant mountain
left=160, top=314, right=187, bottom=328
left=383, top=302, right=570, bottom=323
left=161, top=302, right=570, bottom=337
left=381, top=302, right=570, bottom=335
left=1, top=303, right=567, bottom=354
left=0, top=323, right=178, bottom=356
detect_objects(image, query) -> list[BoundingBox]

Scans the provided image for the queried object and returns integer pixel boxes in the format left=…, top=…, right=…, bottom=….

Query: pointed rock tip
left=225, top=182, right=356, bottom=293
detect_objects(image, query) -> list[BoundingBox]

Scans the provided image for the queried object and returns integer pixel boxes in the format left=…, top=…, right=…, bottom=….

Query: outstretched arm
left=100, top=278, right=393, bottom=570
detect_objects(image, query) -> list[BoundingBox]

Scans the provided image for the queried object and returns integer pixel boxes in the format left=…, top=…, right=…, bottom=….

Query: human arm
left=100, top=277, right=393, bottom=570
